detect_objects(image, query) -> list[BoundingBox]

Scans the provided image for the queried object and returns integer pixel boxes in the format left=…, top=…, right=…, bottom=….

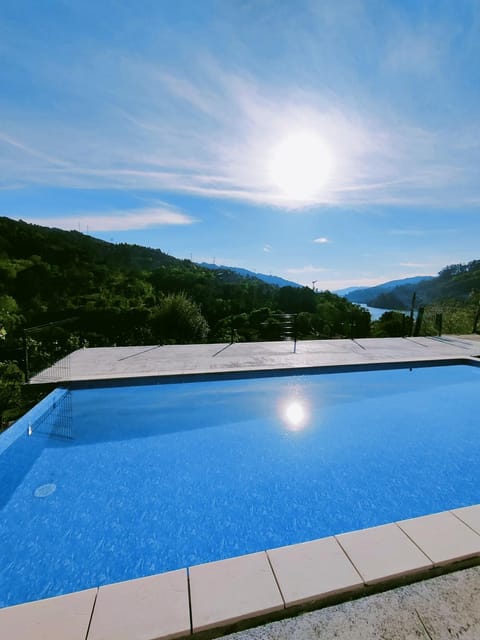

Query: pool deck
left=2, top=335, right=480, bottom=639
left=30, top=334, right=480, bottom=384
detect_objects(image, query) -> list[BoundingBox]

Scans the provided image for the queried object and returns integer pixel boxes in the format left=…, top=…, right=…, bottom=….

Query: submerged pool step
left=2, top=504, right=480, bottom=640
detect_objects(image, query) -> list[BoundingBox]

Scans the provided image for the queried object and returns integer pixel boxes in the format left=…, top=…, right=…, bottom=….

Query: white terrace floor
left=31, top=334, right=480, bottom=383
left=3, top=335, right=479, bottom=640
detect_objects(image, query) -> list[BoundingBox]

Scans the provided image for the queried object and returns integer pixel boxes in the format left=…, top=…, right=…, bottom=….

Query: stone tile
left=87, top=569, right=190, bottom=640
left=452, top=504, right=480, bottom=535
left=336, top=523, right=432, bottom=585
left=0, top=589, right=97, bottom=640
left=189, top=552, right=284, bottom=633
left=402, top=565, right=480, bottom=639
left=267, top=537, right=364, bottom=607
left=398, top=511, right=480, bottom=566
left=222, top=583, right=431, bottom=640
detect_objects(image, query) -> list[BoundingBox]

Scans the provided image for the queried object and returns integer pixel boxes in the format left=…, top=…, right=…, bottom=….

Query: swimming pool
left=1, top=362, right=479, bottom=607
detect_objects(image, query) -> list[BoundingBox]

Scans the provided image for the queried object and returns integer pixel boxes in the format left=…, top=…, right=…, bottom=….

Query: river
left=357, top=304, right=412, bottom=321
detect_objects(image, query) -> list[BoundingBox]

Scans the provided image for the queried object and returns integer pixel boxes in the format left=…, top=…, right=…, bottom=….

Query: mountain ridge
left=199, top=262, right=302, bottom=288
left=343, top=276, right=434, bottom=306
left=344, top=267, right=480, bottom=310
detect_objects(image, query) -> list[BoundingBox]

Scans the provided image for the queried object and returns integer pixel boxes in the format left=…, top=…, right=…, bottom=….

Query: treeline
left=0, top=217, right=372, bottom=423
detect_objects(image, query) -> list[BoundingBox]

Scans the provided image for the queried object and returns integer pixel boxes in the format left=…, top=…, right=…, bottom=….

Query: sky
left=1, top=0, right=480, bottom=290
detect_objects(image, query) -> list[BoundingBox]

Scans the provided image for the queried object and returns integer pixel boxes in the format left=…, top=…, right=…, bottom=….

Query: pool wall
left=0, top=387, right=68, bottom=457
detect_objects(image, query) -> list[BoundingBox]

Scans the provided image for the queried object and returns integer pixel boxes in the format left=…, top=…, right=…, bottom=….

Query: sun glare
left=269, top=131, right=333, bottom=201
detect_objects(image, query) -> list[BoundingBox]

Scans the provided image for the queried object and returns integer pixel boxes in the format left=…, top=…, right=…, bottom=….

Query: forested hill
left=0, top=215, right=274, bottom=332
left=0, top=216, right=370, bottom=382
left=346, top=261, right=480, bottom=310
left=1, top=216, right=212, bottom=274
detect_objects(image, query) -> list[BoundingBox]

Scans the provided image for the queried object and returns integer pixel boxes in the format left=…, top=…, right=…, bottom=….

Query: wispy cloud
left=11, top=207, right=197, bottom=232
left=263, top=244, right=272, bottom=253
left=389, top=229, right=427, bottom=237
left=286, top=265, right=330, bottom=274
left=0, top=2, right=479, bottom=210
left=316, top=277, right=385, bottom=290
left=399, top=262, right=432, bottom=269
left=383, top=27, right=445, bottom=75
left=313, top=237, right=330, bottom=244
left=0, top=131, right=70, bottom=167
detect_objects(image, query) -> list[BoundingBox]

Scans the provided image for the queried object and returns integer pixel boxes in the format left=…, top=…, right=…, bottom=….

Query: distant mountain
left=199, top=262, right=302, bottom=288
left=333, top=286, right=365, bottom=296
left=344, top=263, right=480, bottom=310
left=345, top=276, right=434, bottom=307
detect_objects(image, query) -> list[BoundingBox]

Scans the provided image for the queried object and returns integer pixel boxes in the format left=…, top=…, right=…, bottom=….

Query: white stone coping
left=2, top=506, right=480, bottom=639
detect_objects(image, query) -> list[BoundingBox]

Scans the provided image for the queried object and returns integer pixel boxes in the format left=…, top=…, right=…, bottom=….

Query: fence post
left=435, top=313, right=443, bottom=336
left=409, top=292, right=417, bottom=336
left=413, top=306, right=425, bottom=337
left=23, top=332, right=29, bottom=383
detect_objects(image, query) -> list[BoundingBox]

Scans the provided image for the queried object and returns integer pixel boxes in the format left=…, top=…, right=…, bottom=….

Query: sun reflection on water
left=281, top=397, right=310, bottom=431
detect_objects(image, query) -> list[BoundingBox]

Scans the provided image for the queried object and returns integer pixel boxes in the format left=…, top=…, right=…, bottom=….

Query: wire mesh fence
left=30, top=389, right=73, bottom=440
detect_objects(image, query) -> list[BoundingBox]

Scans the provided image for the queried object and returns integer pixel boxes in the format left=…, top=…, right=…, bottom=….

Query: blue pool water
left=1, top=363, right=480, bottom=607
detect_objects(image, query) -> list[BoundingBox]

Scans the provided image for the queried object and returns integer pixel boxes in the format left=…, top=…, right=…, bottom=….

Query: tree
left=151, top=293, right=209, bottom=344
left=372, top=311, right=408, bottom=337
left=0, top=295, right=23, bottom=333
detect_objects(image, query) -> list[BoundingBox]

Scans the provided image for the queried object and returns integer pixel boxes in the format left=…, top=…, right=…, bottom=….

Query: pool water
left=1, top=364, right=479, bottom=607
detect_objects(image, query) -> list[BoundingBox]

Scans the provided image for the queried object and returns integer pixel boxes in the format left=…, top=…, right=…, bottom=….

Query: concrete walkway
left=226, top=566, right=480, bottom=640
left=31, top=335, right=480, bottom=383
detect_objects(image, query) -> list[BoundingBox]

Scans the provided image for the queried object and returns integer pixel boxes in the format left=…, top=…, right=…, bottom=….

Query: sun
left=269, top=131, right=333, bottom=201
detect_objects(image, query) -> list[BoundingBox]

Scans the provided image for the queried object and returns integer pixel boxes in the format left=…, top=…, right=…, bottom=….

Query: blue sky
left=1, top=0, right=479, bottom=290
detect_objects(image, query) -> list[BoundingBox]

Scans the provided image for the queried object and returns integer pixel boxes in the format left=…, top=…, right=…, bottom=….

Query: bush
left=151, top=293, right=209, bottom=344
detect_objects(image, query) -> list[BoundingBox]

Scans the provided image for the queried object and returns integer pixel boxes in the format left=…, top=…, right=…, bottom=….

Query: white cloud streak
left=11, top=208, right=196, bottom=232
left=286, top=265, right=330, bottom=274
left=399, top=262, right=432, bottom=269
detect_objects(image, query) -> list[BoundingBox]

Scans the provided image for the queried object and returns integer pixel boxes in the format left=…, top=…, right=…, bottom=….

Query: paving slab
left=0, top=588, right=97, bottom=640
left=398, top=511, right=480, bottom=566
left=87, top=570, right=190, bottom=640
left=189, top=552, right=284, bottom=633
left=453, top=504, right=480, bottom=535
left=336, top=523, right=432, bottom=584
left=267, top=537, right=364, bottom=607
left=401, top=565, right=480, bottom=639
